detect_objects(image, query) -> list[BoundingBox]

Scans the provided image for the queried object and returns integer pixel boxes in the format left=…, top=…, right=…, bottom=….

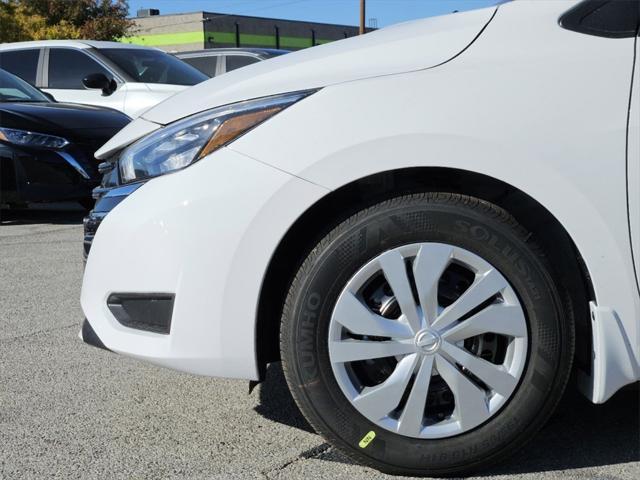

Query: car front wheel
left=280, top=193, right=574, bottom=476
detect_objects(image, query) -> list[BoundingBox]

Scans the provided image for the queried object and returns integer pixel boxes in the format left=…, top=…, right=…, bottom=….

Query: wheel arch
left=255, top=167, right=595, bottom=380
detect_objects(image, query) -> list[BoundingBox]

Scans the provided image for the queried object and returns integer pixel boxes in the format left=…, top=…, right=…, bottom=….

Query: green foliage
left=0, top=0, right=132, bottom=42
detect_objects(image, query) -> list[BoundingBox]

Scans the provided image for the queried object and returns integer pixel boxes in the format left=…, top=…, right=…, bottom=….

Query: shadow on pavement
left=0, top=202, right=85, bottom=226
left=255, top=362, right=315, bottom=434
left=493, top=386, right=639, bottom=476
left=256, top=362, right=639, bottom=473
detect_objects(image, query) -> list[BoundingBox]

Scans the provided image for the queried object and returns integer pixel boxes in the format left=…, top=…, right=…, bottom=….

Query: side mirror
left=83, top=73, right=117, bottom=96
left=41, top=91, right=56, bottom=102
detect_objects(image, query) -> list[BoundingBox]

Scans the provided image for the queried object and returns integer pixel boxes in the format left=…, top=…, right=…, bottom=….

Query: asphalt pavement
left=1, top=205, right=638, bottom=479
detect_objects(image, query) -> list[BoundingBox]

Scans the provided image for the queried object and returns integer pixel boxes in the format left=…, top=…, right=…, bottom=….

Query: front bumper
left=1, top=142, right=98, bottom=204
left=83, top=182, right=144, bottom=259
left=81, top=319, right=110, bottom=352
left=80, top=147, right=328, bottom=379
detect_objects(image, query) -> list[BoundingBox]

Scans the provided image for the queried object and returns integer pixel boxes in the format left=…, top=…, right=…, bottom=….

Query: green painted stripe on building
left=121, top=31, right=205, bottom=46
left=121, top=30, right=335, bottom=48
left=238, top=33, right=277, bottom=48
left=208, top=31, right=238, bottom=44
left=280, top=36, right=314, bottom=48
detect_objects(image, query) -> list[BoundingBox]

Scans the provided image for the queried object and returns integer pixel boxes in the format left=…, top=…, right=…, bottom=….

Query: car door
left=43, top=47, right=127, bottom=112
left=180, top=54, right=220, bottom=78
left=629, top=33, right=640, bottom=293
left=222, top=54, right=260, bottom=74
left=0, top=48, right=43, bottom=87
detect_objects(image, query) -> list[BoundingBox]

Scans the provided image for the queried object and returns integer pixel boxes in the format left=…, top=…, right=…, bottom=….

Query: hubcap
left=328, top=243, right=528, bottom=439
left=415, top=329, right=441, bottom=354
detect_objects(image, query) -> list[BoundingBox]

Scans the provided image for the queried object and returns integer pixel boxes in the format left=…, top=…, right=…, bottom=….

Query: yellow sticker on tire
left=359, top=431, right=376, bottom=448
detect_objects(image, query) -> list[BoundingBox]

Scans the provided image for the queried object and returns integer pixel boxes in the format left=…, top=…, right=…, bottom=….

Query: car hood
left=0, top=102, right=130, bottom=141
left=96, top=5, right=497, bottom=159
left=143, top=83, right=189, bottom=95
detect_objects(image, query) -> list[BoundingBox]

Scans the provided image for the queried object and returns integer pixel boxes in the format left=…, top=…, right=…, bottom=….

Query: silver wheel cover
left=328, top=243, right=528, bottom=439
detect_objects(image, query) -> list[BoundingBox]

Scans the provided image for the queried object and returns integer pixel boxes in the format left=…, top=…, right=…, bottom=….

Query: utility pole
left=359, top=0, right=366, bottom=35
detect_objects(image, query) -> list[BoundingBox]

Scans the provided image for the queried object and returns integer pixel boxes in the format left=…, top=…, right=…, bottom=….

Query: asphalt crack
left=0, top=323, right=79, bottom=344
left=262, top=443, right=332, bottom=478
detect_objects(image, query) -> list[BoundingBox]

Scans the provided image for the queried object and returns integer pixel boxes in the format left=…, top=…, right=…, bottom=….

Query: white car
left=0, top=40, right=207, bottom=118
left=80, top=0, right=640, bottom=475
left=176, top=48, right=289, bottom=78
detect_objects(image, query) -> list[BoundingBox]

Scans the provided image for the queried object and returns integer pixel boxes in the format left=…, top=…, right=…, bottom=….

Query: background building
left=123, top=9, right=365, bottom=52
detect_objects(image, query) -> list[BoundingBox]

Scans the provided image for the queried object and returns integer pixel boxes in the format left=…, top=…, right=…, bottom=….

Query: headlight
left=0, top=127, right=69, bottom=149
left=119, top=90, right=314, bottom=184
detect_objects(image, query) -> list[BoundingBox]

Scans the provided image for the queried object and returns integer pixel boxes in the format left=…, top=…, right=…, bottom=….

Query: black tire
left=280, top=193, right=574, bottom=476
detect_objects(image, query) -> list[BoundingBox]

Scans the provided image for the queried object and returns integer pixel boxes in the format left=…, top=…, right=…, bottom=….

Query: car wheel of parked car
left=280, top=192, right=575, bottom=476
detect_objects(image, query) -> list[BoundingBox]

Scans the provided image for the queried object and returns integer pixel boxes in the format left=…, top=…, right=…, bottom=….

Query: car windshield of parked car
left=0, top=69, right=50, bottom=103
left=100, top=48, right=208, bottom=86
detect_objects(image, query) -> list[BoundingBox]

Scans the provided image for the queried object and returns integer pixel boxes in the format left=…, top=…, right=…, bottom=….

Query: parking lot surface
left=1, top=206, right=639, bottom=480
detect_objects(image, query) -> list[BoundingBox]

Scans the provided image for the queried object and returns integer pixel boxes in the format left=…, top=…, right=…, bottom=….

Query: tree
left=0, top=1, right=31, bottom=42
left=78, top=1, right=132, bottom=40
left=0, top=0, right=132, bottom=42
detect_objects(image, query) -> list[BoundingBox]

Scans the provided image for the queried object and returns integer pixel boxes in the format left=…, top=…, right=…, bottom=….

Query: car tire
left=280, top=192, right=575, bottom=476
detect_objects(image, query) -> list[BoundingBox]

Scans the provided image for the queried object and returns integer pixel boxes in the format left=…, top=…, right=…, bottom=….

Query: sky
left=127, top=0, right=500, bottom=29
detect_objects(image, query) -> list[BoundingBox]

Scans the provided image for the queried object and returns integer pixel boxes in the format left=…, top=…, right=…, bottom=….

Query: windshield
left=0, top=69, right=50, bottom=103
left=100, top=48, right=208, bottom=86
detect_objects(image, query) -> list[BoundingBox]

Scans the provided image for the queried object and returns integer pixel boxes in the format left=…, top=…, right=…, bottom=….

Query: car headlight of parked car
left=119, top=90, right=315, bottom=184
left=0, top=127, right=69, bottom=149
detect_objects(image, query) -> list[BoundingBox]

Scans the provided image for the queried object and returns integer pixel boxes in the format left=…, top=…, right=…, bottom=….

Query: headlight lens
left=0, top=127, right=69, bottom=149
left=119, top=90, right=314, bottom=184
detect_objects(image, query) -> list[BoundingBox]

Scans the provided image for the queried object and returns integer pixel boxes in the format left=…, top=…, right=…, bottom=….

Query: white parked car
left=80, top=0, right=640, bottom=475
left=176, top=48, right=289, bottom=78
left=0, top=40, right=207, bottom=118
